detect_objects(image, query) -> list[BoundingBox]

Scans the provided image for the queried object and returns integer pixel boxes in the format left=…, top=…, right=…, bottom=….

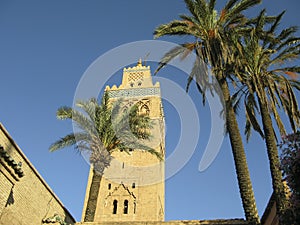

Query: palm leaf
left=154, top=44, right=188, bottom=75
left=49, top=132, right=89, bottom=152
left=244, top=94, right=265, bottom=139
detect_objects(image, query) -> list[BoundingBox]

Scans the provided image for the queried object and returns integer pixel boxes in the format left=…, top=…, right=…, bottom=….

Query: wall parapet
left=76, top=218, right=249, bottom=225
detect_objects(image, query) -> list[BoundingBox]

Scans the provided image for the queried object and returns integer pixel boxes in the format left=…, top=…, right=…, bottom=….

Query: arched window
left=108, top=183, right=111, bottom=190
left=139, top=104, right=150, bottom=116
left=113, top=200, right=118, bottom=214
left=124, top=200, right=128, bottom=214
left=132, top=183, right=135, bottom=188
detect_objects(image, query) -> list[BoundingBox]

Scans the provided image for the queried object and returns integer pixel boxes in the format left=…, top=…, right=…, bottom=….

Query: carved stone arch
left=137, top=99, right=150, bottom=116
left=103, top=183, right=136, bottom=215
left=140, top=104, right=150, bottom=116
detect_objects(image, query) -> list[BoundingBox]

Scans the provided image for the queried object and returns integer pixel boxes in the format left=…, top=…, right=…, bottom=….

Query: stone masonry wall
left=75, top=219, right=249, bottom=225
left=0, top=123, right=75, bottom=225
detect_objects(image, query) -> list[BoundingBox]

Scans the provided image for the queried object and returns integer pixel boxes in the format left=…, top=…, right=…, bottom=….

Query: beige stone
left=81, top=61, right=165, bottom=222
left=75, top=219, right=249, bottom=225
left=0, top=123, right=75, bottom=225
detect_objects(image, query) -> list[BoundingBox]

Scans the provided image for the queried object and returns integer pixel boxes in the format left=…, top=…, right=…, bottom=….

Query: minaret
left=81, top=60, right=165, bottom=222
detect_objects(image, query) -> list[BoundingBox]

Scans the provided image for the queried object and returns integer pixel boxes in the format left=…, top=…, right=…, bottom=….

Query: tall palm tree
left=232, top=10, right=300, bottom=224
left=49, top=92, right=161, bottom=222
left=154, top=0, right=261, bottom=223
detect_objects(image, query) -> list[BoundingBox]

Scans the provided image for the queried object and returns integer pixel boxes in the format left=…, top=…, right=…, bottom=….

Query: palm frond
left=274, top=26, right=298, bottom=45
left=224, top=0, right=239, bottom=11
left=56, top=106, right=73, bottom=120
left=264, top=79, right=288, bottom=136
left=154, top=44, right=191, bottom=75
left=268, top=11, right=285, bottom=34
left=225, top=0, right=261, bottom=24
left=49, top=132, right=89, bottom=152
left=184, top=0, right=206, bottom=24
left=244, top=94, right=265, bottom=139
left=56, top=106, right=96, bottom=136
left=186, top=47, right=210, bottom=104
left=153, top=21, right=194, bottom=38
left=76, top=98, right=97, bottom=122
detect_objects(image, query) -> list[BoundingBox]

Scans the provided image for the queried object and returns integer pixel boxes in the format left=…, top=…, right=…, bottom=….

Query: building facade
left=0, top=123, right=75, bottom=225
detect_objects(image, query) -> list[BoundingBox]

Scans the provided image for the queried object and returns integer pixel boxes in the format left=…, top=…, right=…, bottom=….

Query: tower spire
left=137, top=58, right=142, bottom=66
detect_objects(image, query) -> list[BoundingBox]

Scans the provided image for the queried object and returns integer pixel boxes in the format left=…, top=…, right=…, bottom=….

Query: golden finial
left=137, top=58, right=142, bottom=66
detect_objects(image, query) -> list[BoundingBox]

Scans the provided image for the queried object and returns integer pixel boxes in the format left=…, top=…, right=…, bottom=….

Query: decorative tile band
left=108, top=87, right=160, bottom=98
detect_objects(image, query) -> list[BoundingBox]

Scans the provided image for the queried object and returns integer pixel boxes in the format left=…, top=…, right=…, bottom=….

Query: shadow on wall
left=5, top=187, right=14, bottom=207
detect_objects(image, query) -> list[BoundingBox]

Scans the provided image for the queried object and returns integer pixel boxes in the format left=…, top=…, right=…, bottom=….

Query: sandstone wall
left=76, top=219, right=249, bottom=225
left=0, top=123, right=75, bottom=225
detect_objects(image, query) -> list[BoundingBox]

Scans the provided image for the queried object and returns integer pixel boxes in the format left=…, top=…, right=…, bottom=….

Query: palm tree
left=49, top=92, right=161, bottom=222
left=232, top=10, right=300, bottom=224
left=154, top=0, right=261, bottom=223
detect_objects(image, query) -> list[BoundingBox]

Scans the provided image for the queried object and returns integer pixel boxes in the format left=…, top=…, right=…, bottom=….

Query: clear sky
left=0, top=0, right=299, bottom=222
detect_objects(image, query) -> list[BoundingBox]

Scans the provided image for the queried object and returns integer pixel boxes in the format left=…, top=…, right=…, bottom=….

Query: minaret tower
left=81, top=60, right=165, bottom=222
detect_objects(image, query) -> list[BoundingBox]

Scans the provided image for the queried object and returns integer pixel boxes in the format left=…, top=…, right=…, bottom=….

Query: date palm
left=49, top=92, right=161, bottom=222
left=154, top=0, right=261, bottom=223
left=232, top=10, right=300, bottom=224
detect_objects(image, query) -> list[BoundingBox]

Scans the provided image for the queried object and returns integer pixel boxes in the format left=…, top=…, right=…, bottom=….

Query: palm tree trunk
left=84, top=170, right=102, bottom=222
left=218, top=75, right=260, bottom=225
left=258, top=94, right=289, bottom=224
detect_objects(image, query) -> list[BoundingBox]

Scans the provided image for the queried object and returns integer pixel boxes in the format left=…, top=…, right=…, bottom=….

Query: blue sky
left=0, top=0, right=299, bottom=222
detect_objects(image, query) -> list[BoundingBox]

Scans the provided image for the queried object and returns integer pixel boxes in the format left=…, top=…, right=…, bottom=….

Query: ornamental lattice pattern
left=108, top=87, right=160, bottom=98
left=128, top=72, right=144, bottom=82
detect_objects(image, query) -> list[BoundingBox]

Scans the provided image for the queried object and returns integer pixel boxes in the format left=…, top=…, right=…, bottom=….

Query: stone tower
left=81, top=60, right=165, bottom=222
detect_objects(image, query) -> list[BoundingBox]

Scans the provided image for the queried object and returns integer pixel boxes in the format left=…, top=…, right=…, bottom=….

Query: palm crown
left=232, top=10, right=300, bottom=140
left=50, top=92, right=161, bottom=174
left=154, top=0, right=261, bottom=98
left=50, top=92, right=161, bottom=221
